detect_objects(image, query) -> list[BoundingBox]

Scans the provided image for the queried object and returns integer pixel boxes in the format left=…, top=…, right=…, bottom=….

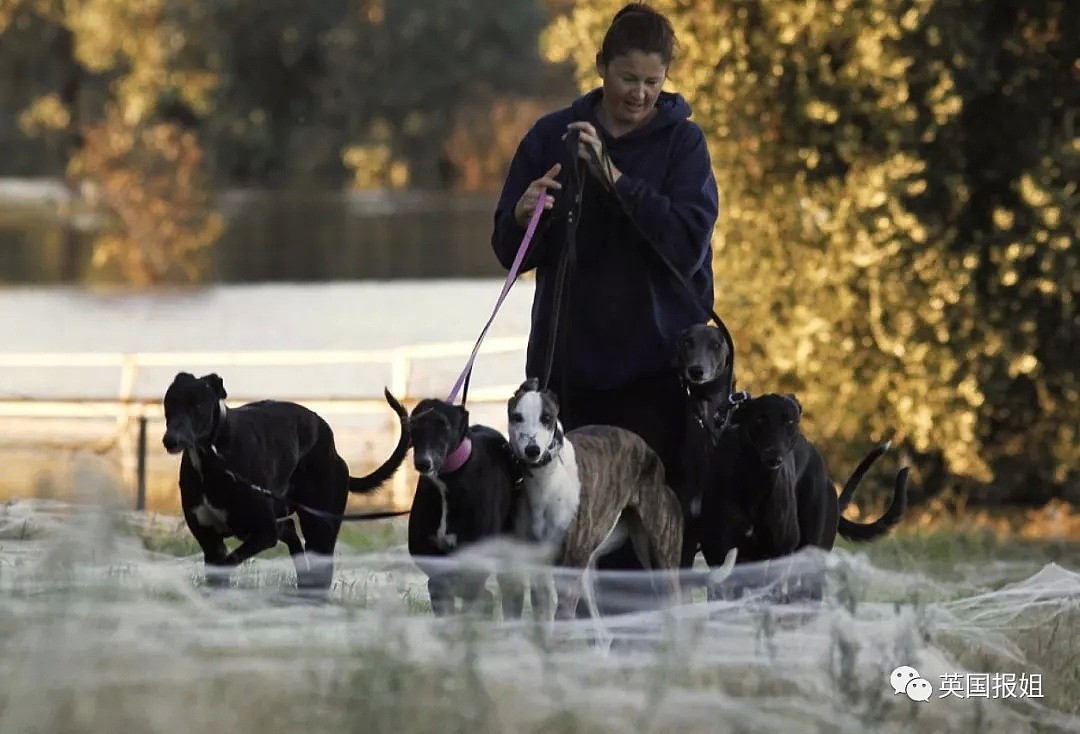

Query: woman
left=491, top=3, right=719, bottom=591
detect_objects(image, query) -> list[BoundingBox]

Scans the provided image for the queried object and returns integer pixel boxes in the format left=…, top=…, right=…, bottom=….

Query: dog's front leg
left=554, top=569, right=585, bottom=621
left=223, top=530, right=279, bottom=567
left=762, top=479, right=801, bottom=558
left=530, top=571, right=557, bottom=624
left=184, top=512, right=231, bottom=588
left=427, top=575, right=457, bottom=616
left=552, top=543, right=594, bottom=621
left=497, top=572, right=526, bottom=620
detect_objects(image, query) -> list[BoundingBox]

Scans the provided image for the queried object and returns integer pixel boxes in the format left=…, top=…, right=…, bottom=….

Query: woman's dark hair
left=599, top=3, right=677, bottom=66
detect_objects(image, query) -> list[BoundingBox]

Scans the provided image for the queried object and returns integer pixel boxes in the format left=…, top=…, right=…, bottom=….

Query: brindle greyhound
left=504, top=378, right=689, bottom=621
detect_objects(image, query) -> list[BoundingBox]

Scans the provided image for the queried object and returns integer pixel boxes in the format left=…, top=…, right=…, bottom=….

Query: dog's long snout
left=162, top=431, right=182, bottom=454
left=687, top=365, right=705, bottom=381
left=524, top=444, right=541, bottom=460
left=762, top=454, right=784, bottom=470
left=414, top=455, right=434, bottom=474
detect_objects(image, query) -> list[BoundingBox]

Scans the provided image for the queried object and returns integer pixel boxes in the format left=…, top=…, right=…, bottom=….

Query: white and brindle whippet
left=504, top=378, right=733, bottom=622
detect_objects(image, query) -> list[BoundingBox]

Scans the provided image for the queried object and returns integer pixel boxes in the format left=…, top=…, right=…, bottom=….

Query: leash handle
left=539, top=128, right=585, bottom=394
left=446, top=192, right=547, bottom=406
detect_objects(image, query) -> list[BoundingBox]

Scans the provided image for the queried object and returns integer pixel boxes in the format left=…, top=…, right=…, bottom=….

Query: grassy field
left=1, top=499, right=1079, bottom=734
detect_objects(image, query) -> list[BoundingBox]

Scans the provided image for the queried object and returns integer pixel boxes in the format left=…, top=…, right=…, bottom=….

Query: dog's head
left=162, top=372, right=227, bottom=454
left=729, top=393, right=802, bottom=470
left=507, top=378, right=563, bottom=466
left=674, top=324, right=732, bottom=386
left=408, top=397, right=468, bottom=476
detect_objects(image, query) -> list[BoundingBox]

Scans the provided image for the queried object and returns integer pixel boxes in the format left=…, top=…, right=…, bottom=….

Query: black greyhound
left=400, top=393, right=522, bottom=617
left=163, top=372, right=409, bottom=590
left=699, top=393, right=908, bottom=600
left=672, top=323, right=743, bottom=568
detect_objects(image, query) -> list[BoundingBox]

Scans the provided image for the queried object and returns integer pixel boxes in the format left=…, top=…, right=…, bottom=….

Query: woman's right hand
left=514, top=163, right=561, bottom=227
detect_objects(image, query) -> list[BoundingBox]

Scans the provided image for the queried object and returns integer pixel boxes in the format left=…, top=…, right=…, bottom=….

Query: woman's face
left=596, top=50, right=667, bottom=130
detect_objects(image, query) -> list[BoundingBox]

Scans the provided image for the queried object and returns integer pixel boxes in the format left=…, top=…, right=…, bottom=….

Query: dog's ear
left=541, top=389, right=560, bottom=417
left=201, top=373, right=227, bottom=400
left=785, top=394, right=802, bottom=416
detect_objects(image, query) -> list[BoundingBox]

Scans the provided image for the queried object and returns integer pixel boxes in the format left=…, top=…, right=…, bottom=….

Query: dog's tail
left=836, top=440, right=891, bottom=513
left=837, top=467, right=909, bottom=542
left=348, top=388, right=410, bottom=495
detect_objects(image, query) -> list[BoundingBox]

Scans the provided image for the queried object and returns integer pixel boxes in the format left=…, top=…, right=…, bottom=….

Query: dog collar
left=440, top=437, right=473, bottom=474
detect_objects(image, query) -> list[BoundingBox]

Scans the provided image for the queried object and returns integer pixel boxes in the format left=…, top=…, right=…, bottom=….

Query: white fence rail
left=0, top=336, right=529, bottom=509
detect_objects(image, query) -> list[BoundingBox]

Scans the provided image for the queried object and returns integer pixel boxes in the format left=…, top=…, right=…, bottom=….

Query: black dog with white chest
left=700, top=393, right=908, bottom=599
left=163, top=372, right=409, bottom=591
left=672, top=323, right=741, bottom=568
left=400, top=394, right=521, bottom=616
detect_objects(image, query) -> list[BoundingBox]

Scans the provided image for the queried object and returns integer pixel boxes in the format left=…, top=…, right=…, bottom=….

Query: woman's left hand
left=566, top=122, right=622, bottom=184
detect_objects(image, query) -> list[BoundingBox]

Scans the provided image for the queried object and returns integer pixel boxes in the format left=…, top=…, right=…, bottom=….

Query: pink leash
left=446, top=195, right=546, bottom=405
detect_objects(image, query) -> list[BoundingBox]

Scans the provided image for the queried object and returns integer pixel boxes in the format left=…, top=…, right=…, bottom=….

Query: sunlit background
left=1, top=1, right=1079, bottom=731
left=1, top=0, right=1076, bottom=531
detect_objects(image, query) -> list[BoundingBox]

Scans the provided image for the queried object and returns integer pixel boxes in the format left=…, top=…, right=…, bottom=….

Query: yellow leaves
left=17, top=93, right=71, bottom=136
left=443, top=96, right=550, bottom=192
left=1020, top=173, right=1051, bottom=207
left=1009, top=354, right=1040, bottom=377
left=925, top=70, right=962, bottom=124
left=342, top=143, right=410, bottom=190
left=173, top=70, right=219, bottom=116
left=900, top=8, right=921, bottom=32
left=805, top=100, right=839, bottom=123
left=70, top=109, right=218, bottom=285
left=65, top=0, right=218, bottom=125
left=545, top=0, right=1074, bottom=487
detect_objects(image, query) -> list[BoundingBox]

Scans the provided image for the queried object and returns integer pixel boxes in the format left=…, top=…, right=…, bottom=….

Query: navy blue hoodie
left=491, top=88, right=719, bottom=391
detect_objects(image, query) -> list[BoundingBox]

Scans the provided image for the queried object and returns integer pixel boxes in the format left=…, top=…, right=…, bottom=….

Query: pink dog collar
left=440, top=437, right=473, bottom=474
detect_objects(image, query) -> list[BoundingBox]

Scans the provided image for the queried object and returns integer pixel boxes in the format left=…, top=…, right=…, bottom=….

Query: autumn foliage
left=0, top=0, right=1076, bottom=504
left=543, top=0, right=1078, bottom=505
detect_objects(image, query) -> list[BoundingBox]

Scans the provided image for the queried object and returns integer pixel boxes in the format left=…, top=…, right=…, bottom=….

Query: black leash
left=582, top=135, right=742, bottom=403
left=198, top=444, right=408, bottom=526
left=539, top=127, right=586, bottom=397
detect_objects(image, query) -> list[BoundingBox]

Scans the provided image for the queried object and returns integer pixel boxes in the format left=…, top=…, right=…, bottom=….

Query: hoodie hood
left=570, top=89, right=693, bottom=140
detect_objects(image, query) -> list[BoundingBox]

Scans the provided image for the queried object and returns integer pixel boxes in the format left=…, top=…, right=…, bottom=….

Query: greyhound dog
left=162, top=372, right=409, bottom=590
left=505, top=378, right=686, bottom=620
left=672, top=323, right=743, bottom=568
left=398, top=393, right=522, bottom=617
left=700, top=393, right=908, bottom=599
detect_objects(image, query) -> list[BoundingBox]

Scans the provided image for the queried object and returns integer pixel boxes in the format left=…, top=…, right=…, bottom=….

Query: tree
left=542, top=0, right=1078, bottom=504
left=0, top=0, right=222, bottom=284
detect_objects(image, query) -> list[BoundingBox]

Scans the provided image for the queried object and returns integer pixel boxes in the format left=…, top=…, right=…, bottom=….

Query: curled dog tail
left=348, top=388, right=411, bottom=494
left=836, top=440, right=891, bottom=513
left=838, top=467, right=909, bottom=542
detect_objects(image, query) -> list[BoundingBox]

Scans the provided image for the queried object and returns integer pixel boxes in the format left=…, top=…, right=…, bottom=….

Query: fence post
left=118, top=354, right=140, bottom=497
left=136, top=415, right=148, bottom=511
